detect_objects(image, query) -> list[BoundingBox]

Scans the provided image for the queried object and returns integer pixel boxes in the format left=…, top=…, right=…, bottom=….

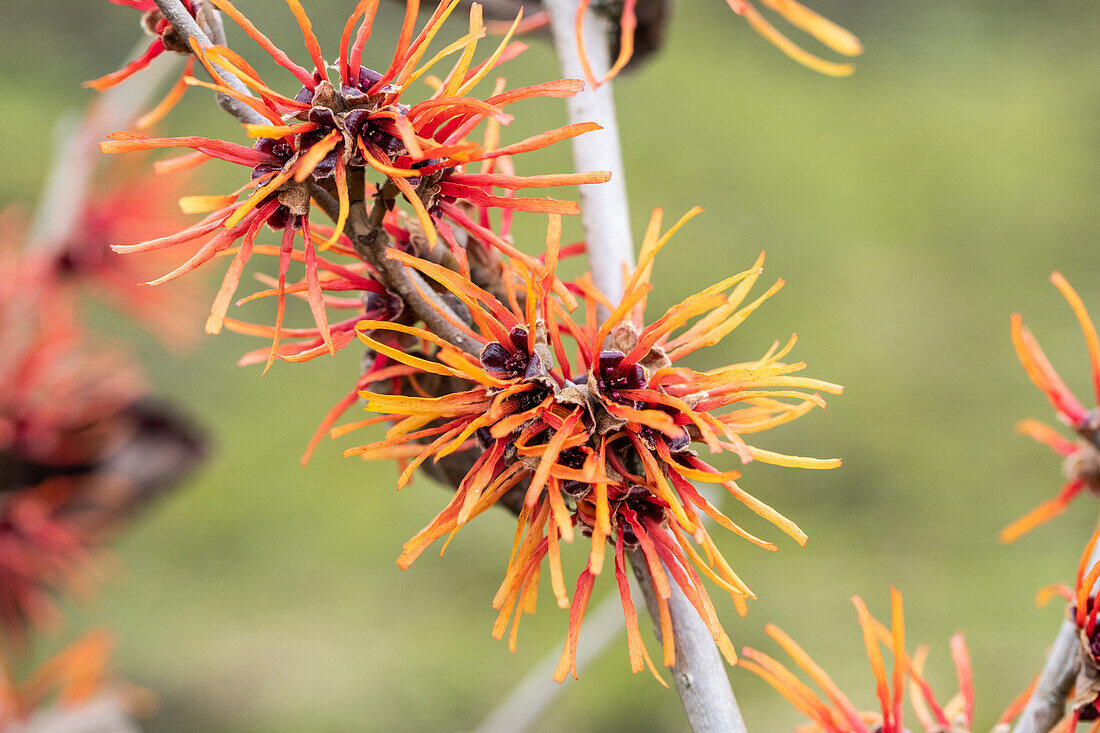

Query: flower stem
left=542, top=1, right=746, bottom=730
left=152, top=0, right=268, bottom=126
left=631, top=549, right=748, bottom=733
left=473, top=591, right=626, bottom=733
left=1010, top=537, right=1100, bottom=733
left=28, top=47, right=181, bottom=255
left=543, top=0, right=634, bottom=311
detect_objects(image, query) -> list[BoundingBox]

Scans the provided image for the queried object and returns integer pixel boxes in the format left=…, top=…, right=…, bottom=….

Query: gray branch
left=349, top=181, right=482, bottom=357
left=473, top=591, right=626, bottom=733
left=152, top=0, right=267, bottom=126
left=1011, top=537, right=1100, bottom=733
left=28, top=48, right=181, bottom=255
left=543, top=0, right=634, bottom=316
left=630, top=549, right=747, bottom=733
left=542, top=1, right=746, bottom=730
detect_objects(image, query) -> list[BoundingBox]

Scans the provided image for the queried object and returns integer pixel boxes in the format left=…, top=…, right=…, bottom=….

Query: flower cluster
left=1000, top=273, right=1100, bottom=543
left=0, top=630, right=137, bottom=725
left=92, top=0, right=844, bottom=686
left=330, top=208, right=840, bottom=679
left=100, top=0, right=609, bottom=371
left=740, top=589, right=975, bottom=733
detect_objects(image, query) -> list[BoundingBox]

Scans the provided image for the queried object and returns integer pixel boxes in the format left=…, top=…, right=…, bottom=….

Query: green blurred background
left=5, top=0, right=1100, bottom=730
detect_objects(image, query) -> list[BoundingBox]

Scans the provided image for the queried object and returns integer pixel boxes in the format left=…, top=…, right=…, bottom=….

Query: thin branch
left=1011, top=537, right=1100, bottom=733
left=473, top=590, right=626, bottom=733
left=542, top=1, right=745, bottom=731
left=198, top=1, right=229, bottom=46
left=543, top=0, right=634, bottom=314
left=1011, top=617, right=1081, bottom=733
left=349, top=181, right=482, bottom=357
left=631, top=549, right=748, bottom=733
left=28, top=48, right=181, bottom=255
left=157, top=0, right=477, bottom=357
left=14, top=695, right=141, bottom=733
left=152, top=0, right=267, bottom=126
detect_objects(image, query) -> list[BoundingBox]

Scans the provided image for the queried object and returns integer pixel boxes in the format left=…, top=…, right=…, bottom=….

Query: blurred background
left=4, top=0, right=1100, bottom=730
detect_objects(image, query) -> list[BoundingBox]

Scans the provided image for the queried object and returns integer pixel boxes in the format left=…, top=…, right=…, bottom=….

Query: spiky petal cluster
left=0, top=481, right=100, bottom=643
left=0, top=254, right=143, bottom=470
left=100, top=0, right=608, bottom=371
left=1000, top=273, right=1100, bottom=543
left=332, top=209, right=840, bottom=679
left=740, top=588, right=974, bottom=733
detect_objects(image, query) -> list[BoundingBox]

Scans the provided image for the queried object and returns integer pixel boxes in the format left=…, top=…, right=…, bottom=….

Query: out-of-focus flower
left=22, top=157, right=207, bottom=346
left=1000, top=273, right=1100, bottom=543
left=0, top=248, right=204, bottom=641
left=0, top=480, right=100, bottom=643
left=101, top=0, right=607, bottom=371
left=740, top=588, right=974, bottom=733
left=0, top=630, right=144, bottom=726
left=567, top=0, right=862, bottom=86
left=87, top=1, right=200, bottom=128
left=0, top=259, right=143, bottom=470
left=331, top=208, right=840, bottom=679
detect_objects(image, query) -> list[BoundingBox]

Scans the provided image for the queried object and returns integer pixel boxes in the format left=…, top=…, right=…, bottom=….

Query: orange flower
left=740, top=588, right=973, bottom=733
left=0, top=480, right=100, bottom=643
left=331, top=208, right=840, bottom=680
left=0, top=630, right=134, bottom=725
left=101, top=0, right=607, bottom=372
left=0, top=245, right=202, bottom=642
left=0, top=252, right=143, bottom=469
left=1000, top=273, right=1100, bottom=542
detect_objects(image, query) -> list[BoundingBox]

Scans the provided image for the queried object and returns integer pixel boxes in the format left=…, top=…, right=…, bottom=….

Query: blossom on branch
left=740, top=588, right=974, bottom=733
left=332, top=208, right=840, bottom=680
left=100, top=0, right=608, bottom=371
left=1000, top=273, right=1100, bottom=543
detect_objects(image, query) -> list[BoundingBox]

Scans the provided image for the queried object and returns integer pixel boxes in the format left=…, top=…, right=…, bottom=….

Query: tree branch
left=152, top=0, right=268, bottom=126
left=631, top=549, right=748, bottom=733
left=28, top=48, right=181, bottom=255
left=542, top=1, right=746, bottom=730
left=543, top=0, right=634, bottom=315
left=349, top=181, right=482, bottom=357
left=1011, top=537, right=1100, bottom=733
left=473, top=590, right=626, bottom=733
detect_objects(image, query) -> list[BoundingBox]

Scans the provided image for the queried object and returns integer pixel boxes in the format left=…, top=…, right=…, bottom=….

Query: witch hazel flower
left=100, top=0, right=608, bottom=372
left=740, top=588, right=975, bottom=733
left=332, top=208, right=840, bottom=680
left=1000, top=273, right=1100, bottom=543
